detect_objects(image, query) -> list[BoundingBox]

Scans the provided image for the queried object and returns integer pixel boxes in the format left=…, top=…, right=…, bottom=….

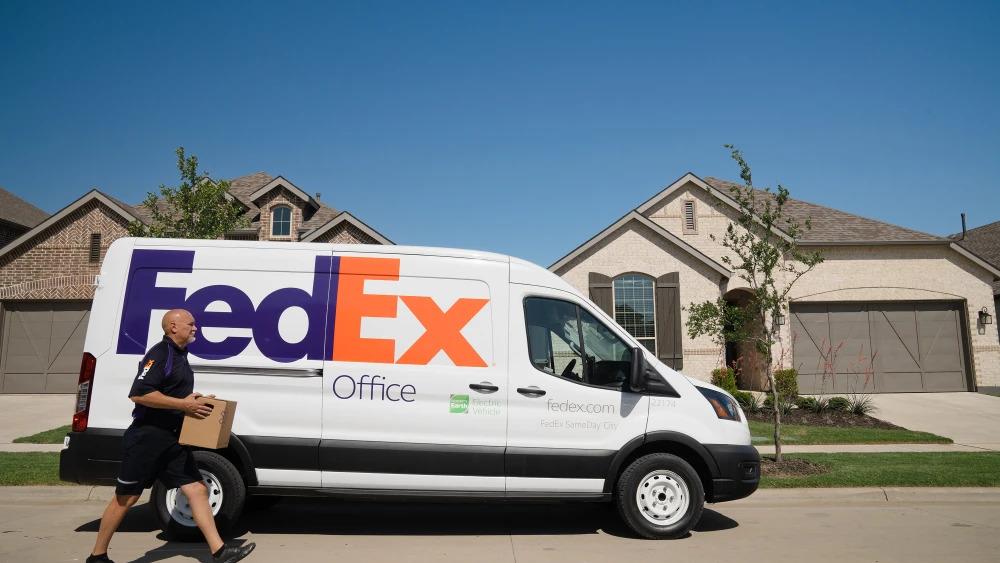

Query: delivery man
left=87, top=309, right=255, bottom=563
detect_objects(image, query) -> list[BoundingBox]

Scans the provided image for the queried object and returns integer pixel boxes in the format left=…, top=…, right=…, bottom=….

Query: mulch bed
left=748, top=409, right=901, bottom=430
left=761, top=456, right=828, bottom=478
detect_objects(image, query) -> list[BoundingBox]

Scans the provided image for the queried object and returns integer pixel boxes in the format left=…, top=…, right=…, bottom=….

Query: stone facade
left=0, top=201, right=129, bottom=300
left=555, top=177, right=1000, bottom=390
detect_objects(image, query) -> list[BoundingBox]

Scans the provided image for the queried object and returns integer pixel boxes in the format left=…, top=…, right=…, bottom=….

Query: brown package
left=178, top=397, right=237, bottom=449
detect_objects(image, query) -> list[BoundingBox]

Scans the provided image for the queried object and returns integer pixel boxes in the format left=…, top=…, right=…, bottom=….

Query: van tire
left=615, top=453, right=704, bottom=539
left=152, top=451, right=246, bottom=541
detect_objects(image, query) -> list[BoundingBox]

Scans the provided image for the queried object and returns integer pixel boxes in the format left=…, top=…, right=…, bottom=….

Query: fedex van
left=60, top=238, right=759, bottom=540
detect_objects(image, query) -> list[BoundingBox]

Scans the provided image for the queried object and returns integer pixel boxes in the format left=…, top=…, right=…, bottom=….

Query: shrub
left=774, top=368, right=799, bottom=401
left=847, top=394, right=877, bottom=416
left=828, top=396, right=850, bottom=412
left=763, top=394, right=794, bottom=415
left=795, top=396, right=818, bottom=411
left=711, top=368, right=738, bottom=394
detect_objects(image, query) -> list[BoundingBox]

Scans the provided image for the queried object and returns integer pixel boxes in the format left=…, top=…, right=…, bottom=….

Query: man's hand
left=182, top=393, right=214, bottom=419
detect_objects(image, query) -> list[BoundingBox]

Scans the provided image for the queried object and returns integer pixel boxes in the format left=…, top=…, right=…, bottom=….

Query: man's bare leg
left=180, top=481, right=225, bottom=554
left=91, top=494, right=140, bottom=556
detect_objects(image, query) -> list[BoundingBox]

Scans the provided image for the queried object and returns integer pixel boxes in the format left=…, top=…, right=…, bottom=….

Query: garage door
left=791, top=302, right=970, bottom=393
left=0, top=302, right=90, bottom=393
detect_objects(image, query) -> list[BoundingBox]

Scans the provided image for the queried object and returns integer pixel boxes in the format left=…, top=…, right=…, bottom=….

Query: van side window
left=524, top=298, right=584, bottom=382
left=524, top=297, right=632, bottom=389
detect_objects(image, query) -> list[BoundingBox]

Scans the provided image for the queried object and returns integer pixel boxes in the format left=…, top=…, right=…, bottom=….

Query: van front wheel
left=616, top=453, right=704, bottom=539
left=152, top=451, right=246, bottom=541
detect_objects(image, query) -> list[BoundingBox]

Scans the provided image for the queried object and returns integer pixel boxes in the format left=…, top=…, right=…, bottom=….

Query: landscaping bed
left=747, top=409, right=900, bottom=429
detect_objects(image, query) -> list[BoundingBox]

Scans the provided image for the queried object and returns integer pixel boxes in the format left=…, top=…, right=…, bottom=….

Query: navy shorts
left=115, top=423, right=202, bottom=496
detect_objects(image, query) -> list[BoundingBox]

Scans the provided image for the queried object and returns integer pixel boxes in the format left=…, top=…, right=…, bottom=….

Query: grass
left=761, top=452, right=1000, bottom=488
left=749, top=421, right=951, bottom=445
left=0, top=452, right=66, bottom=486
left=0, top=451, right=998, bottom=488
left=13, top=425, right=71, bottom=444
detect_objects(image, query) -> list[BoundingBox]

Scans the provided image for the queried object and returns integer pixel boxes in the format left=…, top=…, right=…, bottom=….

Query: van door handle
left=469, top=382, right=499, bottom=394
left=516, top=386, right=546, bottom=398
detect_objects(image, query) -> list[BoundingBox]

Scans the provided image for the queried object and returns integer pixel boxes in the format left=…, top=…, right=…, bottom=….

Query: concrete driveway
left=871, top=393, right=1000, bottom=451
left=0, top=394, right=74, bottom=452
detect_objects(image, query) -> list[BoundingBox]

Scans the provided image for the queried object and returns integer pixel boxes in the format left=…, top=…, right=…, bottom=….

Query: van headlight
left=697, top=387, right=741, bottom=421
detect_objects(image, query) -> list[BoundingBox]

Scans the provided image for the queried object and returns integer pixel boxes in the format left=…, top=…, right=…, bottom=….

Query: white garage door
left=0, top=302, right=91, bottom=393
left=791, top=302, right=970, bottom=393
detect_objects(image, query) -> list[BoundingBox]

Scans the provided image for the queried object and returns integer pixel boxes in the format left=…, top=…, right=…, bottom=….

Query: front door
left=321, top=253, right=509, bottom=492
left=506, top=285, right=649, bottom=495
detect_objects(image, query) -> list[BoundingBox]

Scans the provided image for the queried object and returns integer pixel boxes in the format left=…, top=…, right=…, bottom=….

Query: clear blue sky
left=2, top=1, right=998, bottom=266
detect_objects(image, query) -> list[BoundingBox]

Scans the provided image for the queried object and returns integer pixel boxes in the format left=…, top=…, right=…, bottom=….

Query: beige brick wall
left=646, top=181, right=743, bottom=267
left=554, top=221, right=729, bottom=383
left=256, top=188, right=306, bottom=242
left=0, top=201, right=130, bottom=300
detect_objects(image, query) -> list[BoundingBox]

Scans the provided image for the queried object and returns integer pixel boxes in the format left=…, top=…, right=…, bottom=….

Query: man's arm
left=132, top=391, right=214, bottom=419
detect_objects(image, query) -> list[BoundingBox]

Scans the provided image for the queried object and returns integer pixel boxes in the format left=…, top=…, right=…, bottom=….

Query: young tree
left=686, top=146, right=823, bottom=462
left=128, top=147, right=248, bottom=239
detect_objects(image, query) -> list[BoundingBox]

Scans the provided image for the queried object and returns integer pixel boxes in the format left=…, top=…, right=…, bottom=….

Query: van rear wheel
left=616, top=453, right=704, bottom=539
left=152, top=451, right=246, bottom=541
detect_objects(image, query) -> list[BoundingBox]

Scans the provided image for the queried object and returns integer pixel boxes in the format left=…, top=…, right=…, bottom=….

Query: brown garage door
left=0, top=302, right=90, bottom=393
left=791, top=302, right=970, bottom=393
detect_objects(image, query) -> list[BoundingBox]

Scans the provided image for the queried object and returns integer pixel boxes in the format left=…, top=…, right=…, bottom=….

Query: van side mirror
left=629, top=347, right=646, bottom=393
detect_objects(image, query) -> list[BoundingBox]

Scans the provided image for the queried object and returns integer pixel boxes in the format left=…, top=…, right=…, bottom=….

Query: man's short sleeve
left=128, top=345, right=168, bottom=398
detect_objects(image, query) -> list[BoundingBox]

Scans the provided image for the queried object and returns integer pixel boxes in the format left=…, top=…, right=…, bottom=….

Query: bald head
left=161, top=309, right=197, bottom=348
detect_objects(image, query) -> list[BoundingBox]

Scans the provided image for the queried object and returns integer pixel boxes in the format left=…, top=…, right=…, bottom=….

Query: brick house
left=956, top=219, right=1000, bottom=343
left=551, top=173, right=1000, bottom=394
left=0, top=173, right=391, bottom=393
left=0, top=186, right=48, bottom=249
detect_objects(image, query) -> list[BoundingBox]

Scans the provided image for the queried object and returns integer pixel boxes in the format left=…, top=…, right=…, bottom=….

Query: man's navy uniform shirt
left=128, top=336, right=194, bottom=430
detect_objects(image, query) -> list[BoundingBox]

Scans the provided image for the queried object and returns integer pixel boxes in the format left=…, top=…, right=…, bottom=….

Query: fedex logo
left=117, top=250, right=490, bottom=366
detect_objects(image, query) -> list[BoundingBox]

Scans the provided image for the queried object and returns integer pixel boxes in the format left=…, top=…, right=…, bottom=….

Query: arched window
left=271, top=205, right=291, bottom=237
left=613, top=273, right=656, bottom=354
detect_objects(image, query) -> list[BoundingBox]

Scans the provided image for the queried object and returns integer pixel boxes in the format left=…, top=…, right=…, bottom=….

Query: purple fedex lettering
left=117, top=250, right=193, bottom=355
left=117, top=249, right=339, bottom=363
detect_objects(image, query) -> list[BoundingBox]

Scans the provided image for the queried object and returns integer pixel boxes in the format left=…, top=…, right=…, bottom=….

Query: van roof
left=129, top=237, right=513, bottom=263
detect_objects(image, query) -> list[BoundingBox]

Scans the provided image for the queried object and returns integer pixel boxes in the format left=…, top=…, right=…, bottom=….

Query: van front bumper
left=704, top=444, right=760, bottom=502
left=59, top=429, right=124, bottom=486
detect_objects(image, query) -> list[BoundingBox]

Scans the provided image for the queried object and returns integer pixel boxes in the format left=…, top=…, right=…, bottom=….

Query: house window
left=682, top=200, right=697, bottom=234
left=271, top=205, right=292, bottom=237
left=613, top=274, right=656, bottom=354
left=88, top=233, right=101, bottom=263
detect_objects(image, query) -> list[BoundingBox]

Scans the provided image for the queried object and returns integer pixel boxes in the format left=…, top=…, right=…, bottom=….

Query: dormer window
left=271, top=205, right=292, bottom=237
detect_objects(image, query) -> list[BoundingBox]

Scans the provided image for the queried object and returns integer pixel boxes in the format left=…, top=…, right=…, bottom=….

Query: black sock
left=213, top=545, right=226, bottom=558
left=87, top=554, right=110, bottom=563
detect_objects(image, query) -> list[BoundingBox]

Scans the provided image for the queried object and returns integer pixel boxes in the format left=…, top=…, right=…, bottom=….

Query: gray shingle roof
left=703, top=177, right=945, bottom=243
left=0, top=186, right=49, bottom=228
left=954, top=220, right=1000, bottom=295
left=131, top=172, right=341, bottom=233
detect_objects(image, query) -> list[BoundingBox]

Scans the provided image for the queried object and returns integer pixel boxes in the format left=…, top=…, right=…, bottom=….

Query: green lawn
left=761, top=452, right=1000, bottom=488
left=0, top=452, right=66, bottom=486
left=749, top=421, right=951, bottom=445
left=13, top=425, right=71, bottom=444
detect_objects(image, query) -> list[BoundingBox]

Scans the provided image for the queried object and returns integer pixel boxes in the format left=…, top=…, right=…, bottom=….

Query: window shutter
left=588, top=273, right=614, bottom=316
left=655, top=272, right=683, bottom=369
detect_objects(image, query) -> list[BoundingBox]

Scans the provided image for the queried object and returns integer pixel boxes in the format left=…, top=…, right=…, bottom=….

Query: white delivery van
left=61, top=238, right=759, bottom=539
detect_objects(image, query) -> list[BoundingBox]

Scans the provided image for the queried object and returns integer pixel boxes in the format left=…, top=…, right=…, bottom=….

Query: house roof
left=131, top=171, right=345, bottom=233
left=702, top=177, right=947, bottom=244
left=300, top=211, right=394, bottom=245
left=954, top=219, right=1000, bottom=295
left=0, top=190, right=139, bottom=261
left=0, top=186, right=49, bottom=229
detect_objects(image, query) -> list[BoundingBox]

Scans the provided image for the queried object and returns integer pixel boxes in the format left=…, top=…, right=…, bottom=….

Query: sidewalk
left=755, top=443, right=997, bottom=455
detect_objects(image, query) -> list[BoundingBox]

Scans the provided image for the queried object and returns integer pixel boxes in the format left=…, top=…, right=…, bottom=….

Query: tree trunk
left=767, top=366, right=782, bottom=463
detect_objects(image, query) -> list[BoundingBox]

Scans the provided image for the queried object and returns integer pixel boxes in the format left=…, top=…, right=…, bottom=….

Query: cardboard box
left=179, top=397, right=237, bottom=449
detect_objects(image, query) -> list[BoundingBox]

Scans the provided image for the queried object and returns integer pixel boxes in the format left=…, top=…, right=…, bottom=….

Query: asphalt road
left=1, top=487, right=998, bottom=562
